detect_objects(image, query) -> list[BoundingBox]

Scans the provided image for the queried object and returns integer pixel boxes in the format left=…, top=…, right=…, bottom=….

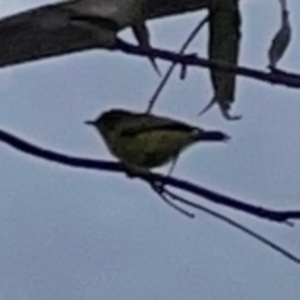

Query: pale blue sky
left=0, top=1, right=299, bottom=299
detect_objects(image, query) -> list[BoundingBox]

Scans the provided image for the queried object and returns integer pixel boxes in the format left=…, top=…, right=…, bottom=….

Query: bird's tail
left=194, top=130, right=230, bottom=142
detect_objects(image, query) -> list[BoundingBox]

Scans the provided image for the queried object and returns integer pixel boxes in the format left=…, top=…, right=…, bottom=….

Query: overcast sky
left=0, top=1, right=299, bottom=299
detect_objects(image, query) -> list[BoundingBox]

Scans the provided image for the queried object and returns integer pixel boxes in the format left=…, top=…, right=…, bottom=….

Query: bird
left=0, top=0, right=207, bottom=69
left=85, top=108, right=229, bottom=172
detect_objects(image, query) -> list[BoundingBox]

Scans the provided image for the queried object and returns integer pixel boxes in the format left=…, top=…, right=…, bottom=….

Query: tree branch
left=115, top=40, right=300, bottom=89
left=1, top=128, right=299, bottom=223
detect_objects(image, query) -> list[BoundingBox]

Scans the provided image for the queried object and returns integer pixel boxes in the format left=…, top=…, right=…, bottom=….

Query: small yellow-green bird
left=85, top=109, right=230, bottom=171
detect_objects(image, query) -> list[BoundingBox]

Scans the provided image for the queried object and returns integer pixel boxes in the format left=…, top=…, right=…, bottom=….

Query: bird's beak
left=84, top=120, right=95, bottom=126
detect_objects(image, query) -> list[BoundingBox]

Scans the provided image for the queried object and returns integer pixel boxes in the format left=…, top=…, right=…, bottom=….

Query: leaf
left=203, top=0, right=241, bottom=120
left=268, top=8, right=292, bottom=69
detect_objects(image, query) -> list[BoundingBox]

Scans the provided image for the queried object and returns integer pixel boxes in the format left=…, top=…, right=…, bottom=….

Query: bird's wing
left=0, top=3, right=113, bottom=69
left=121, top=115, right=196, bottom=136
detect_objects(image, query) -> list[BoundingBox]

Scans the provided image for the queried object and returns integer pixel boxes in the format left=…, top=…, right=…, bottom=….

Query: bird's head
left=85, top=109, right=134, bottom=132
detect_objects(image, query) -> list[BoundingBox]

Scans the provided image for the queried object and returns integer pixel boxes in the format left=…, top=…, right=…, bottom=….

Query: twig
left=146, top=15, right=209, bottom=113
left=115, top=39, right=300, bottom=89
left=151, top=182, right=195, bottom=218
left=164, top=189, right=300, bottom=265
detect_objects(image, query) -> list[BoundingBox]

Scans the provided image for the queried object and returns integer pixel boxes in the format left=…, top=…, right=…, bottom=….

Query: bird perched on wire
left=85, top=109, right=230, bottom=172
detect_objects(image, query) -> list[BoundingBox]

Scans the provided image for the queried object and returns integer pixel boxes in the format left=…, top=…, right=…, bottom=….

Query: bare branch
left=146, top=14, right=209, bottom=113
left=1, top=128, right=299, bottom=223
left=163, top=189, right=300, bottom=265
left=115, top=40, right=300, bottom=89
left=151, top=183, right=195, bottom=218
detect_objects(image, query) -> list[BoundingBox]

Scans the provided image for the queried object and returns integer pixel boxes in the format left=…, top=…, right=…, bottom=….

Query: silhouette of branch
left=115, top=40, right=300, bottom=89
left=151, top=183, right=196, bottom=218
left=163, top=188, right=300, bottom=265
left=0, top=128, right=300, bottom=223
left=146, top=14, right=210, bottom=113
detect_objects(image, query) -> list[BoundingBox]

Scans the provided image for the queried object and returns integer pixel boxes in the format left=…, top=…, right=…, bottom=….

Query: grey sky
left=0, top=1, right=299, bottom=299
